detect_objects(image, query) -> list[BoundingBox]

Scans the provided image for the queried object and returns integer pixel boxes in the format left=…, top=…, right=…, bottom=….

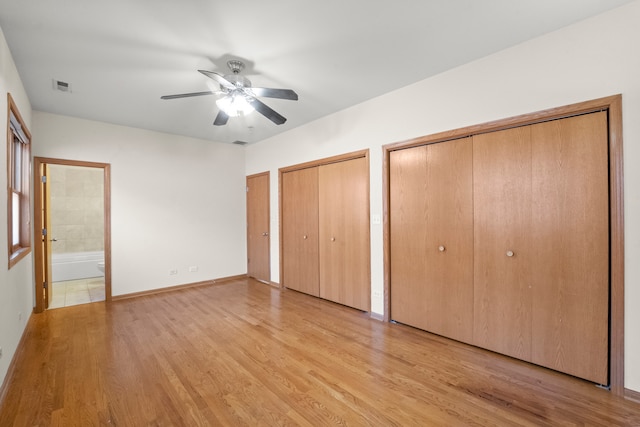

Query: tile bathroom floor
left=49, top=277, right=105, bottom=309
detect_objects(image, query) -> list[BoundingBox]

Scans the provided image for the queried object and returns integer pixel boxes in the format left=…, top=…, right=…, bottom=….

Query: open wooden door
left=246, top=172, right=270, bottom=283
left=39, top=163, right=53, bottom=309
left=33, top=157, right=112, bottom=313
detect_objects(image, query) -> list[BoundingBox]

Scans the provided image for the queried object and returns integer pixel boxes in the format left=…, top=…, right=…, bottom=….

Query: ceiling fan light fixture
left=163, top=60, right=297, bottom=126
left=216, top=93, right=255, bottom=117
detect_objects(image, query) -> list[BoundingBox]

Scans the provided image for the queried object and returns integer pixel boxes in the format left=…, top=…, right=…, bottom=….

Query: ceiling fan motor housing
left=223, top=74, right=251, bottom=91
left=222, top=60, right=251, bottom=92
left=227, top=59, right=245, bottom=74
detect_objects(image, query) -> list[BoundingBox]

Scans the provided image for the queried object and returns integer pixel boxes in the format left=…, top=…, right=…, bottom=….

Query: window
left=7, top=93, right=31, bottom=268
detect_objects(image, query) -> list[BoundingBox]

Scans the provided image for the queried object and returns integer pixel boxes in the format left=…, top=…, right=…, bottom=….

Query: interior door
left=473, top=126, right=533, bottom=362
left=390, top=138, right=474, bottom=344
left=318, top=157, right=370, bottom=311
left=40, top=163, right=53, bottom=309
left=33, top=157, right=112, bottom=312
left=530, top=112, right=609, bottom=384
left=281, top=167, right=320, bottom=295
left=246, top=172, right=270, bottom=283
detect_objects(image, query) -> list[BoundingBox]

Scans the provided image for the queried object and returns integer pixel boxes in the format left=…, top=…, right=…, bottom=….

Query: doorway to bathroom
left=33, top=157, right=111, bottom=313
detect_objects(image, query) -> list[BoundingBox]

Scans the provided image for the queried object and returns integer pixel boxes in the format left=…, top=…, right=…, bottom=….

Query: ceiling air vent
left=232, top=140, right=248, bottom=146
left=52, top=79, right=72, bottom=93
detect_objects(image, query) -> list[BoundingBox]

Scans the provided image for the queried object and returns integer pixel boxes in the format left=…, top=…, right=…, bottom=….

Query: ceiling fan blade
left=198, top=70, right=236, bottom=90
left=213, top=110, right=230, bottom=126
left=160, top=91, right=215, bottom=100
left=249, top=87, right=298, bottom=101
left=249, top=98, right=287, bottom=125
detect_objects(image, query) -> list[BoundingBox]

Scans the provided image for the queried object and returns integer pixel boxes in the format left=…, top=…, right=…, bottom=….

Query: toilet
left=97, top=261, right=105, bottom=273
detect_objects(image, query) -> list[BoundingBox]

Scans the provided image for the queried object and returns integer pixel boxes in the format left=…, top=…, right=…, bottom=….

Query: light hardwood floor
left=1, top=278, right=639, bottom=426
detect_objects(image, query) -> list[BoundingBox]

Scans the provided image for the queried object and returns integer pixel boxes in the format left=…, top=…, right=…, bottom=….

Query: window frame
left=7, top=93, right=32, bottom=268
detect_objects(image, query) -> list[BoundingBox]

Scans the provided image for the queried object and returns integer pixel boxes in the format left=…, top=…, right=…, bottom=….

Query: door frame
left=382, top=94, right=624, bottom=394
left=246, top=171, right=271, bottom=283
left=33, top=157, right=112, bottom=313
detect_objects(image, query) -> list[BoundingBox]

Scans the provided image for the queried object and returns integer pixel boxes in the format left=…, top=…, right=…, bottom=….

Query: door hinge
left=43, top=281, right=48, bottom=289
left=41, top=175, right=47, bottom=183
left=42, top=228, right=47, bottom=236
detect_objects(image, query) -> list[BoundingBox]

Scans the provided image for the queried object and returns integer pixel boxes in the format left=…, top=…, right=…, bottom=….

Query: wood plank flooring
left=1, top=277, right=639, bottom=426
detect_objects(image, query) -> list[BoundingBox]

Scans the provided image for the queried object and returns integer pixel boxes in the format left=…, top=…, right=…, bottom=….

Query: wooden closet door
left=530, top=112, right=609, bottom=384
left=281, top=167, right=320, bottom=296
left=473, top=126, right=533, bottom=362
left=390, top=139, right=474, bottom=343
left=318, top=157, right=370, bottom=311
left=390, top=146, right=429, bottom=328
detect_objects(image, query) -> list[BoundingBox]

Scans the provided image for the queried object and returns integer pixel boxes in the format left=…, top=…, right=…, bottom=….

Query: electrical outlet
left=373, top=290, right=382, bottom=298
left=169, top=269, right=178, bottom=275
left=18, top=312, right=22, bottom=322
left=188, top=266, right=198, bottom=273
left=0, top=347, right=3, bottom=359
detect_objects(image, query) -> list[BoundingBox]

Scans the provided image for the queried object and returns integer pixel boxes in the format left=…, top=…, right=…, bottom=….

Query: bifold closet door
left=281, top=167, right=320, bottom=296
left=530, top=112, right=609, bottom=385
left=390, top=139, right=474, bottom=343
left=318, top=157, right=370, bottom=311
left=473, top=126, right=533, bottom=362
left=473, top=113, right=610, bottom=383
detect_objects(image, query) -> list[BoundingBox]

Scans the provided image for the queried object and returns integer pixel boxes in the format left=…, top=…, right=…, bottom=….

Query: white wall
left=245, top=1, right=640, bottom=392
left=0, top=27, right=34, bottom=389
left=32, top=112, right=247, bottom=296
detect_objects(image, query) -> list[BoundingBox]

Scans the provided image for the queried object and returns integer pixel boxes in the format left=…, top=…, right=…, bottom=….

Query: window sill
left=9, top=246, right=31, bottom=269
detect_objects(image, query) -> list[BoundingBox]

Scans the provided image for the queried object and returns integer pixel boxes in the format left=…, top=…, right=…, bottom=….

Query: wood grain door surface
left=281, top=167, right=320, bottom=296
left=246, top=173, right=270, bottom=282
left=319, top=157, right=370, bottom=311
left=473, top=112, right=609, bottom=383
left=387, top=110, right=611, bottom=385
left=390, top=146, right=429, bottom=330
left=473, top=126, right=533, bottom=362
left=529, top=112, right=609, bottom=385
left=390, top=138, right=474, bottom=344
left=42, top=163, right=53, bottom=309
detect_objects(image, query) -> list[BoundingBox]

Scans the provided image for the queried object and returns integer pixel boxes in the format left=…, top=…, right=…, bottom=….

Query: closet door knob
left=262, top=232, right=269, bottom=237
left=506, top=250, right=515, bottom=257
left=331, top=237, right=336, bottom=242
left=303, top=235, right=308, bottom=240
left=438, top=245, right=446, bottom=252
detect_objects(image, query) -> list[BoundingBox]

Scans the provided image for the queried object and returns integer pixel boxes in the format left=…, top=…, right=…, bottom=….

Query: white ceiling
left=0, top=0, right=634, bottom=145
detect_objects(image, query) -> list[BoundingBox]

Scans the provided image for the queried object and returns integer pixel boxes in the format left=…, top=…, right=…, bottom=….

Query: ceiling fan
left=161, top=60, right=298, bottom=126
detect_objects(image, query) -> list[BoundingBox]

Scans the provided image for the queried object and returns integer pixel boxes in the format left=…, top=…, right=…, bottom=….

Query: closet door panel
left=425, top=138, right=474, bottom=342
left=390, top=146, right=430, bottom=328
left=530, top=112, right=609, bottom=384
left=473, top=127, right=532, bottom=361
left=282, top=167, right=320, bottom=296
left=319, top=157, right=370, bottom=311
left=390, top=139, right=474, bottom=343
